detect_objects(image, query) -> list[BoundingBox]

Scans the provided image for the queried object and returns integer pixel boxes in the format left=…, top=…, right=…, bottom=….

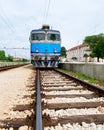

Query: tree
left=7, top=55, right=13, bottom=62
left=84, top=33, right=104, bottom=62
left=0, top=50, right=6, bottom=61
left=22, top=58, right=28, bottom=62
left=72, top=57, right=77, bottom=61
left=83, top=53, right=89, bottom=62
left=61, top=46, right=67, bottom=57
left=94, top=37, right=104, bottom=59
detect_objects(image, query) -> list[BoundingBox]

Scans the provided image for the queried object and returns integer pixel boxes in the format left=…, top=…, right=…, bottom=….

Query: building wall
left=67, top=44, right=104, bottom=62
left=59, top=62, right=104, bottom=81
left=67, top=44, right=90, bottom=62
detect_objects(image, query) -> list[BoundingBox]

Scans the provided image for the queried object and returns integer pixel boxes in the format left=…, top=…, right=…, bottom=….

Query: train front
left=30, top=25, right=61, bottom=68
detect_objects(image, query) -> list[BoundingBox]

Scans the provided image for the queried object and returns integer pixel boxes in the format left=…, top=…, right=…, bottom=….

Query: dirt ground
left=0, top=64, right=35, bottom=121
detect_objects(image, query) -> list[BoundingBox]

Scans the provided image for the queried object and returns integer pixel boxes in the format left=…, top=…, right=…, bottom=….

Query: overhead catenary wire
left=42, top=0, right=47, bottom=24
left=0, top=11, right=15, bottom=33
left=88, top=24, right=104, bottom=36
left=0, top=4, right=26, bottom=41
left=0, top=4, right=17, bottom=33
left=77, top=23, right=104, bottom=44
left=45, top=0, right=51, bottom=23
left=0, top=6, right=16, bottom=31
left=1, top=47, right=29, bottom=50
left=42, top=0, right=51, bottom=24
left=0, top=9, right=29, bottom=55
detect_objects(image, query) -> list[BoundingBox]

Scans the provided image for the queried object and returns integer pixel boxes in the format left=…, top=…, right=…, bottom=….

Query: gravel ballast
left=0, top=64, right=35, bottom=129
left=42, top=97, right=104, bottom=104
left=44, top=122, right=104, bottom=130
left=43, top=107, right=104, bottom=119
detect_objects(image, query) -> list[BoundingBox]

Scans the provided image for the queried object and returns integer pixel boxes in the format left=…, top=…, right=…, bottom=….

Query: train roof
left=31, top=25, right=60, bottom=33
left=31, top=29, right=60, bottom=33
left=31, top=25, right=60, bottom=34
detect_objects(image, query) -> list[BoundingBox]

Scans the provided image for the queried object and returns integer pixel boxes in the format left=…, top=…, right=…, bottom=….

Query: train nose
left=54, top=48, right=57, bottom=53
left=45, top=48, right=48, bottom=52
left=36, top=48, right=38, bottom=53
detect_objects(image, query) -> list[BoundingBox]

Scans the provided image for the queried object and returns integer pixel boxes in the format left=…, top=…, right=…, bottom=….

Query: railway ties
left=39, top=69, right=104, bottom=130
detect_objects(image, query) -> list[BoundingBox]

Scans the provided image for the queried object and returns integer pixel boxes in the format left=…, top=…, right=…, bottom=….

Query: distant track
left=0, top=63, right=29, bottom=71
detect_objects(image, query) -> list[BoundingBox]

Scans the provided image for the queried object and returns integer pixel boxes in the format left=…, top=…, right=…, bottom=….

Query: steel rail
left=54, top=69, right=104, bottom=95
left=36, top=69, right=43, bottom=130
left=41, top=69, right=104, bottom=126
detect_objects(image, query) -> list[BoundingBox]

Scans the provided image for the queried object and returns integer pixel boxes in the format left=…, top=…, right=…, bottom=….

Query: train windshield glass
left=47, top=33, right=60, bottom=41
left=31, top=33, right=45, bottom=41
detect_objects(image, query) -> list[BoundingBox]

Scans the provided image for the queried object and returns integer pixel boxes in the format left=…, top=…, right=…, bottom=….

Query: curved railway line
left=36, top=69, right=104, bottom=130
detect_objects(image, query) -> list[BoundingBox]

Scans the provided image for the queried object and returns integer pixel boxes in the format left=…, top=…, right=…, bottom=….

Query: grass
left=57, top=68, right=104, bottom=88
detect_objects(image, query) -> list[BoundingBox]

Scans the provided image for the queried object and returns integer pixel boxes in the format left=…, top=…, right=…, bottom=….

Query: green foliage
left=94, top=37, right=104, bottom=59
left=0, top=50, right=29, bottom=62
left=83, top=53, right=89, bottom=57
left=7, top=55, right=13, bottom=62
left=0, top=50, right=6, bottom=61
left=84, top=33, right=104, bottom=62
left=61, top=46, right=67, bottom=57
left=89, top=53, right=95, bottom=58
left=22, top=58, right=28, bottom=62
left=0, top=50, right=14, bottom=62
left=72, top=57, right=77, bottom=61
left=83, top=53, right=89, bottom=62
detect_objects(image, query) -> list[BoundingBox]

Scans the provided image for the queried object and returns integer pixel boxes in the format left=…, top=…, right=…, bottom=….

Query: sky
left=0, top=0, right=104, bottom=59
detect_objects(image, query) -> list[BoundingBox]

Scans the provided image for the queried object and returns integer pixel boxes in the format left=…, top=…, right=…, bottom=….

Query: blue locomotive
left=29, top=25, right=61, bottom=67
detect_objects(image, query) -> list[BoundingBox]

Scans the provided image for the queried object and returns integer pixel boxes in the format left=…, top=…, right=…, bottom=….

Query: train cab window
left=31, top=33, right=45, bottom=41
left=48, top=33, right=60, bottom=41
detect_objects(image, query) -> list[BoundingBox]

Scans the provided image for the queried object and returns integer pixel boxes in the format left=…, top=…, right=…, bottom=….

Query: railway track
left=0, top=67, right=104, bottom=130
left=0, top=63, right=29, bottom=71
left=35, top=69, right=104, bottom=130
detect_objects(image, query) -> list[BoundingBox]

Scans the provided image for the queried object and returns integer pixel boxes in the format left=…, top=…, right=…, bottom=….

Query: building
left=67, top=43, right=104, bottom=62
left=13, top=57, right=24, bottom=61
left=66, top=43, right=91, bottom=62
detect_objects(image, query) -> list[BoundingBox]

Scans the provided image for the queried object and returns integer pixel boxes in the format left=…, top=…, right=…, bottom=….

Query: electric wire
left=89, top=24, right=104, bottom=35
left=77, top=23, right=104, bottom=45
left=0, top=6, right=16, bottom=32
left=42, top=0, right=47, bottom=24
left=0, top=11, right=15, bottom=33
left=0, top=4, right=16, bottom=32
left=45, top=0, right=50, bottom=23
left=0, top=4, right=25, bottom=41
left=0, top=7, right=28, bottom=52
left=42, top=0, right=51, bottom=24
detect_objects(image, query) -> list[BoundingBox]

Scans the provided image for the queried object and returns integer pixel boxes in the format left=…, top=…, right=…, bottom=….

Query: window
left=31, top=33, right=45, bottom=40
left=47, top=33, right=60, bottom=41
